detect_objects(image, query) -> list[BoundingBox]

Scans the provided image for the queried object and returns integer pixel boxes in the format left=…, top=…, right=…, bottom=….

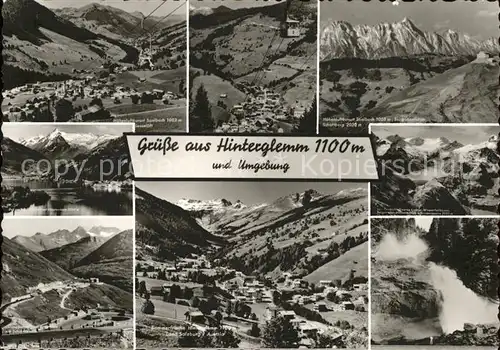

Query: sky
left=372, top=125, right=498, bottom=146
left=4, top=124, right=133, bottom=142
left=3, top=217, right=134, bottom=238
left=137, top=181, right=367, bottom=205
left=190, top=0, right=284, bottom=10
left=35, top=0, right=187, bottom=16
left=320, top=0, right=498, bottom=40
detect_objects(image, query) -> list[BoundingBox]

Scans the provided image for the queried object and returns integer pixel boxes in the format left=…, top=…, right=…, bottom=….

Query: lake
left=3, top=179, right=133, bottom=216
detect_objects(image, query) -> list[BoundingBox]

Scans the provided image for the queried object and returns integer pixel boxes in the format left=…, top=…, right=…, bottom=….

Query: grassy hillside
left=305, top=242, right=368, bottom=283
left=190, top=1, right=317, bottom=110
left=2, top=138, right=51, bottom=177
left=2, top=0, right=138, bottom=88
left=135, top=187, right=225, bottom=261
left=217, top=189, right=368, bottom=278
left=2, top=237, right=75, bottom=302
left=73, top=230, right=133, bottom=292
left=368, top=62, right=498, bottom=123
left=67, top=283, right=133, bottom=312
left=40, top=236, right=107, bottom=271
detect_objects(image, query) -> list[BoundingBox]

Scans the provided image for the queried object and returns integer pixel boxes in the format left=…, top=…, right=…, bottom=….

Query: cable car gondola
left=281, top=0, right=301, bottom=38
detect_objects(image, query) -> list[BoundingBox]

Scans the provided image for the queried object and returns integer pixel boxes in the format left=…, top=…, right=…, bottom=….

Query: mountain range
left=320, top=18, right=499, bottom=60
left=176, top=189, right=325, bottom=235
left=189, top=5, right=233, bottom=17
left=372, top=133, right=499, bottom=215
left=12, top=225, right=121, bottom=252
left=318, top=18, right=499, bottom=129
left=2, top=137, right=51, bottom=177
left=9, top=225, right=133, bottom=293
left=2, top=129, right=130, bottom=180
left=54, top=3, right=182, bottom=39
left=215, top=187, right=369, bottom=281
left=2, top=231, right=133, bottom=317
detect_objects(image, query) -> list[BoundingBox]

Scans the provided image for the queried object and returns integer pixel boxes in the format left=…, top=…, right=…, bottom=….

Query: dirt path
left=1, top=296, right=36, bottom=329
left=59, top=290, right=73, bottom=310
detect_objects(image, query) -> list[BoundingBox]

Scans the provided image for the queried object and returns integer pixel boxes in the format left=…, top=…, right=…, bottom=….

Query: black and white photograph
left=1, top=217, right=134, bottom=348
left=134, top=182, right=369, bottom=348
left=319, top=0, right=499, bottom=133
left=371, top=217, right=499, bottom=347
left=2, top=123, right=134, bottom=216
left=371, top=124, right=499, bottom=216
left=189, top=0, right=317, bottom=134
left=2, top=0, right=187, bottom=132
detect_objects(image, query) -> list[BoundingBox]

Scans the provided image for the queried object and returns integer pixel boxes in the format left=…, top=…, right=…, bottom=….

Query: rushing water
left=374, top=232, right=498, bottom=336
left=429, top=263, right=498, bottom=334
left=4, top=179, right=133, bottom=216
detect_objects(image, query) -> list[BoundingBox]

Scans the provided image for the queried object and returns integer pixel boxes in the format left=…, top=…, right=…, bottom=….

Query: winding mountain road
left=60, top=289, right=73, bottom=310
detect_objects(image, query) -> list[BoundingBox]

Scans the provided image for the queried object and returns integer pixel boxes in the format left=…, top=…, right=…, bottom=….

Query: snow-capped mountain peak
left=88, top=226, right=121, bottom=238
left=21, top=129, right=118, bottom=151
left=377, top=135, right=465, bottom=158
left=176, top=198, right=248, bottom=213
left=320, top=17, right=499, bottom=60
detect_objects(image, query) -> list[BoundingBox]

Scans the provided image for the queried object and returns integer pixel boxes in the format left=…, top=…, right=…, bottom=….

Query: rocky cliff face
left=425, top=218, right=499, bottom=300
left=411, top=179, right=470, bottom=215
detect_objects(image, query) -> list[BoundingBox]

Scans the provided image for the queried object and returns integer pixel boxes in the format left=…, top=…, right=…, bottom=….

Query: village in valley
left=136, top=254, right=368, bottom=348
left=1, top=219, right=134, bottom=349
left=212, top=85, right=310, bottom=134
left=135, top=183, right=370, bottom=349
left=2, top=278, right=133, bottom=348
left=2, top=0, right=187, bottom=132
left=189, top=0, right=317, bottom=134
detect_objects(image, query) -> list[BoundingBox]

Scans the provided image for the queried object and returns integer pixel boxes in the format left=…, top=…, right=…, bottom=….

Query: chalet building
left=353, top=283, right=367, bottom=291
left=266, top=306, right=281, bottom=320
left=299, top=323, right=319, bottom=338
left=319, top=280, right=333, bottom=287
left=75, top=105, right=112, bottom=122
left=185, top=311, right=205, bottom=324
left=278, top=310, right=296, bottom=320
left=150, top=286, right=164, bottom=296
left=313, top=302, right=328, bottom=312
left=341, top=301, right=355, bottom=310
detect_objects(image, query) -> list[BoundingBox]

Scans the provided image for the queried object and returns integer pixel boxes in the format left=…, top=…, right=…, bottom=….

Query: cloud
left=433, top=20, right=450, bottom=31
left=476, top=10, right=497, bottom=17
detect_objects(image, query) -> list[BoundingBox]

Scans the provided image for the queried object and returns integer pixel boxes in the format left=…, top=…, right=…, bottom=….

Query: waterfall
left=429, top=262, right=498, bottom=333
left=374, top=233, right=428, bottom=262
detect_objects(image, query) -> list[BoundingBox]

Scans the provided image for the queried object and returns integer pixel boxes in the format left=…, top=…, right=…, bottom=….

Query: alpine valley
left=189, top=0, right=317, bottom=133
left=319, top=18, right=499, bottom=132
left=135, top=185, right=370, bottom=348
left=371, top=131, right=499, bottom=215
left=2, top=0, right=187, bottom=132
left=1, top=222, right=134, bottom=348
